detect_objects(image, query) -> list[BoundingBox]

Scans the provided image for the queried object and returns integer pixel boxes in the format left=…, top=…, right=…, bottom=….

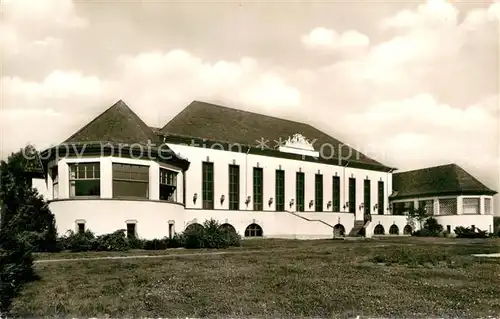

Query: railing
left=283, top=210, right=335, bottom=229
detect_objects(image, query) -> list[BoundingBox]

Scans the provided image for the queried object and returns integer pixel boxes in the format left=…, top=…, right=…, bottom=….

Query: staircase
left=348, top=220, right=366, bottom=237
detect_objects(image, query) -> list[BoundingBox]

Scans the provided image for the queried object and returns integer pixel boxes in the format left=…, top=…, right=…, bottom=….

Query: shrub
left=95, top=230, right=129, bottom=251
left=412, top=217, right=443, bottom=237
left=62, top=230, right=97, bottom=252
left=143, top=238, right=168, bottom=250
left=167, top=234, right=185, bottom=248
left=454, top=226, right=488, bottom=239
left=184, top=224, right=205, bottom=249
left=127, top=237, right=145, bottom=250
left=0, top=232, right=38, bottom=315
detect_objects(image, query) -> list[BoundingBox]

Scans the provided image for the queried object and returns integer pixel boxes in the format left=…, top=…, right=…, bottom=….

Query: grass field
left=11, top=237, right=500, bottom=318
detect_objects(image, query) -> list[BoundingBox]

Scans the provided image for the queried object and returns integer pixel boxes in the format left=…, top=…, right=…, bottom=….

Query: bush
left=167, top=234, right=185, bottom=248
left=143, top=238, right=168, bottom=250
left=127, top=237, right=145, bottom=250
left=95, top=230, right=129, bottom=251
left=454, top=226, right=488, bottom=239
left=61, top=230, right=97, bottom=252
left=412, top=217, right=443, bottom=237
left=0, top=232, right=38, bottom=315
left=184, top=224, right=205, bottom=249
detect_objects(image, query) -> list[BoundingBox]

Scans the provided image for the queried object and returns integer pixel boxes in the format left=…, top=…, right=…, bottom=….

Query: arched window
left=389, top=224, right=399, bottom=235
left=403, top=225, right=412, bottom=235
left=244, top=223, right=263, bottom=237
left=185, top=223, right=204, bottom=233
left=374, top=224, right=385, bottom=235
left=333, top=224, right=345, bottom=237
left=220, top=223, right=236, bottom=234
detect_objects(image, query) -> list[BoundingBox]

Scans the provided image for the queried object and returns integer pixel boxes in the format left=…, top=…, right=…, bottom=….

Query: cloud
left=2, top=0, right=88, bottom=29
left=302, top=27, right=370, bottom=51
left=380, top=0, right=459, bottom=29
left=114, top=49, right=301, bottom=124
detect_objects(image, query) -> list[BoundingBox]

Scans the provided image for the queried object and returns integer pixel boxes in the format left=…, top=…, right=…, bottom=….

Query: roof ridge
left=393, top=163, right=456, bottom=174
left=63, top=99, right=127, bottom=143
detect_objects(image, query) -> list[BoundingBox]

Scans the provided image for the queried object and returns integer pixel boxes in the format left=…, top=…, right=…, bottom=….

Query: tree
left=0, top=145, right=57, bottom=252
left=407, top=206, right=428, bottom=231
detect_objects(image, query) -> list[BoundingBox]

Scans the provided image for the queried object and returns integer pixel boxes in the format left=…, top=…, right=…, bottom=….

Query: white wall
left=50, top=199, right=185, bottom=239
left=168, top=143, right=393, bottom=220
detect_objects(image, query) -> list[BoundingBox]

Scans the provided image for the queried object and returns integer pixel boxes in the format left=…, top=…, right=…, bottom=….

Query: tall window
left=202, top=162, right=214, bottom=209
left=159, top=168, right=177, bottom=201
left=275, top=170, right=285, bottom=211
left=364, top=179, right=371, bottom=215
left=296, top=172, right=305, bottom=212
left=112, top=163, right=149, bottom=199
left=332, top=176, right=340, bottom=212
left=253, top=167, right=263, bottom=211
left=126, top=223, right=136, bottom=238
left=485, top=198, right=492, bottom=215
left=463, top=198, right=480, bottom=215
left=229, top=165, right=239, bottom=210
left=69, top=163, right=100, bottom=197
left=348, top=178, right=356, bottom=213
left=51, top=166, right=59, bottom=199
left=315, top=174, right=323, bottom=212
left=418, top=200, right=434, bottom=215
left=377, top=181, right=384, bottom=214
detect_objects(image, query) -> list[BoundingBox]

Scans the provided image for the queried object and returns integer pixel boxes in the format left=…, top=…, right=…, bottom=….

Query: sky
left=1, top=0, right=499, bottom=211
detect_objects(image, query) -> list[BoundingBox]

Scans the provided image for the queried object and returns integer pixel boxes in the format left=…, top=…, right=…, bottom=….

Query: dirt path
left=35, top=248, right=291, bottom=263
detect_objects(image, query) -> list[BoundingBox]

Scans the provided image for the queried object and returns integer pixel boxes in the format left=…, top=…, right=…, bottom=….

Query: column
left=456, top=196, right=463, bottom=215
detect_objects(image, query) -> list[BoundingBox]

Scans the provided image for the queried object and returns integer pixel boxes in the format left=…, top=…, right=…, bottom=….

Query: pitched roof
left=160, top=100, right=391, bottom=170
left=391, top=163, right=497, bottom=199
left=64, top=100, right=157, bottom=145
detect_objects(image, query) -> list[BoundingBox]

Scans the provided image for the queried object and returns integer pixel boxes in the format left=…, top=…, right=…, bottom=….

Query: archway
left=389, top=224, right=399, bottom=235
left=244, top=223, right=263, bottom=237
left=374, top=224, right=385, bottom=235
left=185, top=223, right=204, bottom=233
left=403, top=225, right=412, bottom=235
left=220, top=223, right=237, bottom=234
left=333, top=224, right=345, bottom=237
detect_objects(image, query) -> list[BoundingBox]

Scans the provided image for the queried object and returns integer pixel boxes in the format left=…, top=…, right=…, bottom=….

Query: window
left=374, top=224, right=385, bottom=235
left=168, top=222, right=174, bottom=239
left=296, top=172, right=305, bottom=212
left=159, top=168, right=177, bottom=201
left=418, top=200, right=434, bottom=215
left=364, top=179, right=371, bottom=216
left=315, top=174, right=323, bottom=212
left=77, top=223, right=85, bottom=234
left=439, top=198, right=457, bottom=215
left=244, top=223, right=263, bottom=237
left=389, top=225, right=399, bottom=235
left=393, top=201, right=414, bottom=215
left=126, top=223, right=136, bottom=238
left=112, top=163, right=149, bottom=199
left=51, top=166, right=59, bottom=199
left=377, top=181, right=384, bottom=214
left=229, top=165, right=239, bottom=210
left=446, top=225, right=451, bottom=233
left=463, top=198, right=480, bottom=215
left=332, top=176, right=340, bottom=212
left=275, top=170, right=285, bottom=211
left=253, top=167, right=263, bottom=211
left=348, top=178, right=356, bottom=213
left=202, top=162, right=214, bottom=209
left=69, top=163, right=100, bottom=197
left=485, top=198, right=492, bottom=215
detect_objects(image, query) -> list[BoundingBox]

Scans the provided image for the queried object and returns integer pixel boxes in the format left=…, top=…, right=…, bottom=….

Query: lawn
left=11, top=237, right=500, bottom=318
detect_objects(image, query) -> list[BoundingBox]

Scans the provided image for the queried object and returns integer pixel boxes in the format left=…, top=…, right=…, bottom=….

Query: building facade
left=33, top=100, right=497, bottom=239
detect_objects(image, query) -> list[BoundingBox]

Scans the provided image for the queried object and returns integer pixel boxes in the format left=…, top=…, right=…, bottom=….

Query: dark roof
left=391, top=163, right=497, bottom=199
left=64, top=100, right=158, bottom=145
left=57, top=100, right=189, bottom=170
left=160, top=100, right=392, bottom=171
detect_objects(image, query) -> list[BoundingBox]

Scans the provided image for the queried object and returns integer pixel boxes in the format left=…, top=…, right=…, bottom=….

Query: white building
left=33, top=100, right=496, bottom=239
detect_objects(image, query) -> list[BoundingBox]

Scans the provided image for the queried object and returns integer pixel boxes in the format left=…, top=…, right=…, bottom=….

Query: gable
left=64, top=100, right=157, bottom=145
